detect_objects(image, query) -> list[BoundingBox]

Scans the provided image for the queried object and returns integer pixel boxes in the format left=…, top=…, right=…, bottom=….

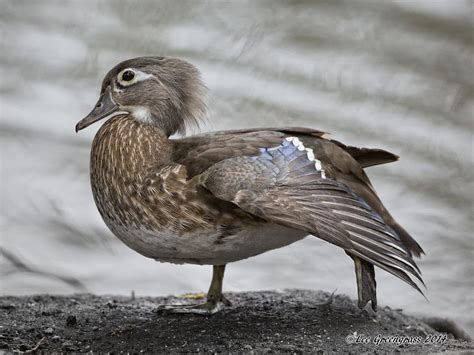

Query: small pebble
left=0, top=304, right=15, bottom=310
left=66, top=315, right=77, bottom=326
left=62, top=340, right=77, bottom=351
left=19, top=344, right=28, bottom=351
left=44, top=327, right=54, bottom=335
left=106, top=301, right=118, bottom=309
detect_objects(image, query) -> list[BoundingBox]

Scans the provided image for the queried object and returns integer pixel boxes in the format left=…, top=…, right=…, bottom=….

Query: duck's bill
left=75, top=86, right=128, bottom=132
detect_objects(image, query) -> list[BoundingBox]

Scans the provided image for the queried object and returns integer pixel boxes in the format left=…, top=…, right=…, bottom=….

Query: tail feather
left=329, top=140, right=399, bottom=168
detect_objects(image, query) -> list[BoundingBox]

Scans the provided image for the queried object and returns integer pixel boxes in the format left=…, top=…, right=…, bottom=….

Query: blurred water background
left=1, top=0, right=473, bottom=335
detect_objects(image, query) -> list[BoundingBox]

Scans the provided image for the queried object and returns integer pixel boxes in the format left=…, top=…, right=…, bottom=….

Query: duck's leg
left=352, top=256, right=377, bottom=311
left=206, top=264, right=232, bottom=307
left=156, top=265, right=231, bottom=315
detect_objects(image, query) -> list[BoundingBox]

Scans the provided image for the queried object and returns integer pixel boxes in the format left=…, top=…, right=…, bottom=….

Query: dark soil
left=0, top=290, right=472, bottom=353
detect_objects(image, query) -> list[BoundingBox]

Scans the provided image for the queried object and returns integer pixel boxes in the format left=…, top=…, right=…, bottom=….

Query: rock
left=0, top=304, right=15, bottom=310
left=66, top=315, right=77, bottom=326
left=44, top=327, right=54, bottom=335
left=62, top=340, right=77, bottom=351
left=106, top=301, right=118, bottom=309
left=424, top=317, right=472, bottom=341
left=277, top=344, right=303, bottom=353
left=18, top=344, right=28, bottom=352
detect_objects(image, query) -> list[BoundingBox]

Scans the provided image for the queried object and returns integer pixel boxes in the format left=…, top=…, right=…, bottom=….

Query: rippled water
left=1, top=0, right=473, bottom=335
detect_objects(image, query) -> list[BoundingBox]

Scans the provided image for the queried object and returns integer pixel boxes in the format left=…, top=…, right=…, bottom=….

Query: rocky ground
left=0, top=290, right=472, bottom=353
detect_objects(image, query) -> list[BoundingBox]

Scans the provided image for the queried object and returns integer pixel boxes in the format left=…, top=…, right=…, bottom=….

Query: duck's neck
left=91, top=116, right=173, bottom=184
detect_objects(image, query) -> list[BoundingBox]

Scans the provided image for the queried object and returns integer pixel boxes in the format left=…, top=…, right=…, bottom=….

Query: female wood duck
left=76, top=56, right=424, bottom=315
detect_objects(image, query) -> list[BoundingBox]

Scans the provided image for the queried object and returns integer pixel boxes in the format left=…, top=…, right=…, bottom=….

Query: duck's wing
left=174, top=128, right=423, bottom=257
left=198, top=136, right=424, bottom=295
left=174, top=127, right=398, bottom=171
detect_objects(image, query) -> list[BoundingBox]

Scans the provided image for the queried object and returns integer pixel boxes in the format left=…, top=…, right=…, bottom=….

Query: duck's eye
left=117, top=68, right=152, bottom=87
left=121, top=70, right=135, bottom=82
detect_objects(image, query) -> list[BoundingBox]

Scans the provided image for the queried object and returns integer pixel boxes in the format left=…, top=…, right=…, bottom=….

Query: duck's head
left=75, top=56, right=206, bottom=136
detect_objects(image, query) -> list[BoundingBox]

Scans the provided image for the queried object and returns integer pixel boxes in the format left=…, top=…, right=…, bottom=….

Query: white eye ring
left=117, top=68, right=153, bottom=87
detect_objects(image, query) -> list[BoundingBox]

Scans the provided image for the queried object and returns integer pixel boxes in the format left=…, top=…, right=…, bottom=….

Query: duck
left=76, top=56, right=424, bottom=315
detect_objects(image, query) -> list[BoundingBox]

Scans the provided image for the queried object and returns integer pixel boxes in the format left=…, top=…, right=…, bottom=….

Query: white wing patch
left=285, top=136, right=326, bottom=178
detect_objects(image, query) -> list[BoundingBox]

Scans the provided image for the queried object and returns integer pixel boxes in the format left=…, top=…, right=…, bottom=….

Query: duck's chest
left=88, top=119, right=159, bottom=228
left=90, top=119, right=215, bottom=236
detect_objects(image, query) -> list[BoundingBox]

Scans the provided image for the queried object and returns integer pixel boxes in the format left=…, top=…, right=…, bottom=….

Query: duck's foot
left=156, top=295, right=232, bottom=315
left=156, top=265, right=231, bottom=315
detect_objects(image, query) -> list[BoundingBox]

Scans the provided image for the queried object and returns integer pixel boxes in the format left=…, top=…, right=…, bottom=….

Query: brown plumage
left=77, top=56, right=424, bottom=314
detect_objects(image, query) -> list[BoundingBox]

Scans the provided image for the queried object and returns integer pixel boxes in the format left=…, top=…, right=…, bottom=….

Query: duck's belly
left=107, top=222, right=308, bottom=265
